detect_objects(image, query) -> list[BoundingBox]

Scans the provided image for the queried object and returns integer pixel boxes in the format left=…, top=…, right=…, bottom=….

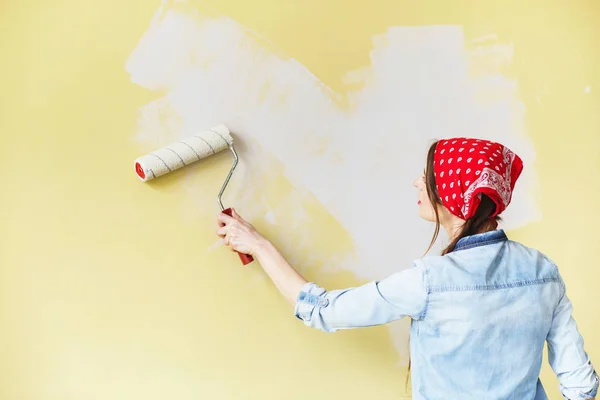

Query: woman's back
left=410, top=230, right=597, bottom=399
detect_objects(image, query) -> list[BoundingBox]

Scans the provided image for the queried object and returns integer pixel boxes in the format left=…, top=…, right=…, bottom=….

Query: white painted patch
left=264, top=209, right=277, bottom=225
left=126, top=0, right=540, bottom=356
left=127, top=0, right=539, bottom=278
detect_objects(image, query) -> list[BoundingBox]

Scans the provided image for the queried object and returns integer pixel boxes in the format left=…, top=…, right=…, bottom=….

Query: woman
left=216, top=137, right=598, bottom=400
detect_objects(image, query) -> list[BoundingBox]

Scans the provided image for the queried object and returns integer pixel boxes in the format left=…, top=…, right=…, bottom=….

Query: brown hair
left=424, top=140, right=500, bottom=255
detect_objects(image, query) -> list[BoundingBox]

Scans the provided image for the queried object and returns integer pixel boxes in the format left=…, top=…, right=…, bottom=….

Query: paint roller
left=134, top=124, right=254, bottom=265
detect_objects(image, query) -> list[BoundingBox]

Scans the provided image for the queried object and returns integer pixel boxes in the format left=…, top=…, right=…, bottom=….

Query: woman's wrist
left=252, top=236, right=308, bottom=305
left=254, top=236, right=274, bottom=259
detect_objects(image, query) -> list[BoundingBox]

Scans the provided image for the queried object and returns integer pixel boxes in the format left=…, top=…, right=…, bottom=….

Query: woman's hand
left=216, top=208, right=308, bottom=305
left=216, top=208, right=266, bottom=256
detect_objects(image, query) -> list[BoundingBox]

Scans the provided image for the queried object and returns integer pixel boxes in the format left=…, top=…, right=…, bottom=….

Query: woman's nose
left=414, top=175, right=425, bottom=188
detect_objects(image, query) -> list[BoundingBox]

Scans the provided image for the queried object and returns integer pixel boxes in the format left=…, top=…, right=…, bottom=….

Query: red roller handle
left=222, top=208, right=254, bottom=265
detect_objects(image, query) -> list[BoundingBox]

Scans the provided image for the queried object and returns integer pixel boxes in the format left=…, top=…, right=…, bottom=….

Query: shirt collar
left=453, top=229, right=508, bottom=252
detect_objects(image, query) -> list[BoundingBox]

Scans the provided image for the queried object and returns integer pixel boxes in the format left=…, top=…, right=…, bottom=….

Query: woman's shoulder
left=413, top=239, right=561, bottom=286
left=505, top=239, right=559, bottom=267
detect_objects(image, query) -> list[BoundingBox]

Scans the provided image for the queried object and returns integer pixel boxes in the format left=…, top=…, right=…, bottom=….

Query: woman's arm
left=254, top=239, right=308, bottom=305
left=547, top=276, right=599, bottom=400
left=216, top=208, right=307, bottom=305
left=216, top=209, right=428, bottom=333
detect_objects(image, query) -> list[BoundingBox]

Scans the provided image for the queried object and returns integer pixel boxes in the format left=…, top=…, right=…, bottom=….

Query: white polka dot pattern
left=433, top=137, right=523, bottom=220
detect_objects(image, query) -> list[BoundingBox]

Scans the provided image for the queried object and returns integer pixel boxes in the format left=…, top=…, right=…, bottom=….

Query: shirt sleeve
left=547, top=276, right=599, bottom=400
left=293, top=263, right=428, bottom=332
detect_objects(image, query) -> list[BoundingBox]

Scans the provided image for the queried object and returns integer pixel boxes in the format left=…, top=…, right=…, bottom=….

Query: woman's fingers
left=217, top=212, right=234, bottom=226
left=216, top=209, right=260, bottom=255
left=228, top=237, right=238, bottom=251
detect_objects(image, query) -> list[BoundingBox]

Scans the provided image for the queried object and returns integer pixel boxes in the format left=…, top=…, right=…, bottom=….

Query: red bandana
left=433, top=138, right=523, bottom=220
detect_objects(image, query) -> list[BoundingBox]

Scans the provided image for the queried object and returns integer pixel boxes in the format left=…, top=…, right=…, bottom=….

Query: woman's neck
left=442, top=214, right=498, bottom=242
left=442, top=218, right=464, bottom=242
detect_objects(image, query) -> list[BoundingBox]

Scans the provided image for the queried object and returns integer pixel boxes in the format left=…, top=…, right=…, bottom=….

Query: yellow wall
left=1, top=1, right=598, bottom=399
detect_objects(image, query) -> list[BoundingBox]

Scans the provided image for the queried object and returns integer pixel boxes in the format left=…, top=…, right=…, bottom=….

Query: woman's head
left=416, top=138, right=523, bottom=255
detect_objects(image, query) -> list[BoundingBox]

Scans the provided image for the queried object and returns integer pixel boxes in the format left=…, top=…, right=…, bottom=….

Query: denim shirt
left=294, top=230, right=599, bottom=400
